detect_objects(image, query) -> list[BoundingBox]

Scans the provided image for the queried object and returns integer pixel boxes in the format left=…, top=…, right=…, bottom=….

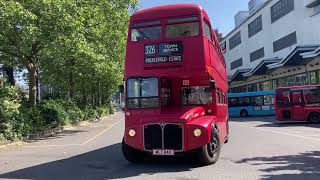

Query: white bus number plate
left=152, top=149, right=175, bottom=156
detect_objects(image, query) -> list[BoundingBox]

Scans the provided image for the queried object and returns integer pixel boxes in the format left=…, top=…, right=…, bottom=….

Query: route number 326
left=145, top=45, right=156, bottom=56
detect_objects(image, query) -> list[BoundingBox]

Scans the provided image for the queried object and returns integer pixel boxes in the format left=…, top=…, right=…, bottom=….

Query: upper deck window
left=131, top=22, right=162, bottom=41
left=167, top=17, right=198, bottom=23
left=166, top=22, right=200, bottom=38
left=132, top=21, right=161, bottom=28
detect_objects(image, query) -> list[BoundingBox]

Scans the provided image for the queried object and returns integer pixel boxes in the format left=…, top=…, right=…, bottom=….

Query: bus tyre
left=240, top=110, right=248, bottom=117
left=122, top=139, right=144, bottom=163
left=308, top=112, right=320, bottom=124
left=197, top=128, right=221, bottom=165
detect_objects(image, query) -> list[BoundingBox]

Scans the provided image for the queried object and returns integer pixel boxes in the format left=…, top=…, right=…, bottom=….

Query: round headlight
left=193, top=128, right=202, bottom=137
left=128, top=129, right=136, bottom=137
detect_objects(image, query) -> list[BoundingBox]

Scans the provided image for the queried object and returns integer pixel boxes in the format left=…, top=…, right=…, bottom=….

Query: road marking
left=23, top=120, right=122, bottom=148
left=235, top=124, right=320, bottom=142
left=25, top=144, right=81, bottom=148
left=81, top=120, right=122, bottom=145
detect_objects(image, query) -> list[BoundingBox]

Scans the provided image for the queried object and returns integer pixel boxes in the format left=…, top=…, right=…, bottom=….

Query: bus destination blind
left=144, top=42, right=183, bottom=64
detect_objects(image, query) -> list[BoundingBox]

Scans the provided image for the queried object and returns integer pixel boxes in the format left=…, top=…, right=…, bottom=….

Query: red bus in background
left=122, top=4, right=229, bottom=165
left=275, top=85, right=320, bottom=123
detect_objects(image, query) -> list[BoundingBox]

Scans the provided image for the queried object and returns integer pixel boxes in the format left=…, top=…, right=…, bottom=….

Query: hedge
left=0, top=80, right=114, bottom=142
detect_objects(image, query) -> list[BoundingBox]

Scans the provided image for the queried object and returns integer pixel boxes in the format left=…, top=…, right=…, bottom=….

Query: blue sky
left=139, top=0, right=248, bottom=36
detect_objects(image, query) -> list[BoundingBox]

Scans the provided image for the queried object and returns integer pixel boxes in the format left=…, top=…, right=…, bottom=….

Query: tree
left=0, top=0, right=138, bottom=106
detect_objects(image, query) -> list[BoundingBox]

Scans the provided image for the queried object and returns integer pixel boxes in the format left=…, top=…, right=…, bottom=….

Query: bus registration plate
left=152, top=149, right=175, bottom=156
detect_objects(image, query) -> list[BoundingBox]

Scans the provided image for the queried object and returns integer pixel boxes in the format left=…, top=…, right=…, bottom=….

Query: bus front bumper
left=124, top=116, right=214, bottom=153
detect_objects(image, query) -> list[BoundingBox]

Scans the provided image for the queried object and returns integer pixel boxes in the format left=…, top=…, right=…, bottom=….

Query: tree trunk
left=3, top=66, right=15, bottom=86
left=68, top=59, right=76, bottom=99
left=98, top=81, right=101, bottom=106
left=69, top=73, right=75, bottom=99
left=82, top=81, right=87, bottom=105
left=28, top=64, right=37, bottom=107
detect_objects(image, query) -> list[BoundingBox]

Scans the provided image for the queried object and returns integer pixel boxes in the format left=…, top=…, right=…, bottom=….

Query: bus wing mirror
left=119, top=85, right=124, bottom=93
left=210, top=80, right=216, bottom=89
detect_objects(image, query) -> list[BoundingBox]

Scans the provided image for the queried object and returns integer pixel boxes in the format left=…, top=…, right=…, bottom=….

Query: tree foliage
left=0, top=0, right=138, bottom=106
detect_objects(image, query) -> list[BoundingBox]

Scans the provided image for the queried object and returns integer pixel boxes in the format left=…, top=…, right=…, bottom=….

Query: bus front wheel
left=308, top=112, right=320, bottom=124
left=197, top=128, right=221, bottom=165
left=122, top=139, right=144, bottom=163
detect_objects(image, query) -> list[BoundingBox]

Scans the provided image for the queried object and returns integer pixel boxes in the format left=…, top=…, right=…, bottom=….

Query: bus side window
left=304, top=88, right=320, bottom=105
left=264, top=95, right=274, bottom=106
left=222, top=92, right=226, bottom=104
left=291, top=91, right=303, bottom=105
left=229, top=97, right=238, bottom=107
left=222, top=93, right=225, bottom=104
left=239, top=97, right=250, bottom=106
left=216, top=89, right=221, bottom=104
left=203, top=21, right=212, bottom=41
left=251, top=96, right=263, bottom=106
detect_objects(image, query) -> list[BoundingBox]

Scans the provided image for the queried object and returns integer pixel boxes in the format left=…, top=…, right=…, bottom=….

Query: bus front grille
left=144, top=124, right=183, bottom=151
left=164, top=124, right=183, bottom=150
left=144, top=124, right=162, bottom=150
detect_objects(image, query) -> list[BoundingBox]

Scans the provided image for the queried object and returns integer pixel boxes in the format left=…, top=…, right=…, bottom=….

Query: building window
left=271, top=79, right=278, bottom=89
left=271, top=0, right=294, bottom=23
left=262, top=81, right=271, bottom=91
left=257, top=81, right=270, bottom=91
left=309, top=71, right=317, bottom=84
left=250, top=47, right=265, bottom=62
left=231, top=58, right=243, bottom=70
left=315, top=3, right=320, bottom=14
left=273, top=32, right=297, bottom=52
left=277, top=73, right=308, bottom=87
left=248, top=15, right=262, bottom=38
left=248, top=84, right=257, bottom=92
left=229, top=32, right=241, bottom=50
left=295, top=74, right=307, bottom=86
left=220, top=41, right=227, bottom=53
left=278, top=77, right=288, bottom=87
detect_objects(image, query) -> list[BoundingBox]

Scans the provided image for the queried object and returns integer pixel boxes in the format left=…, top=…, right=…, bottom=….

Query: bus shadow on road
left=236, top=151, right=320, bottom=180
left=0, top=143, right=198, bottom=180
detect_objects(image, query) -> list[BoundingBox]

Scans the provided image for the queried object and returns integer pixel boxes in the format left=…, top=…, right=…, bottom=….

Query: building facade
left=220, top=0, right=320, bottom=92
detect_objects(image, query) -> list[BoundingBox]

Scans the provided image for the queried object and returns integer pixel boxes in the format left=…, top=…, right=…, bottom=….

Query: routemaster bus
left=122, top=4, right=229, bottom=165
left=228, top=90, right=275, bottom=117
left=275, top=85, right=320, bottom=123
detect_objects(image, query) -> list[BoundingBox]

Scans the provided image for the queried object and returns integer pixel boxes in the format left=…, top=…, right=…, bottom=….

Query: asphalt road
left=1, top=112, right=320, bottom=180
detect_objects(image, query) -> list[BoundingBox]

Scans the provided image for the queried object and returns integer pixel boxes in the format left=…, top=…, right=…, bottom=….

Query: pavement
left=0, top=113, right=320, bottom=180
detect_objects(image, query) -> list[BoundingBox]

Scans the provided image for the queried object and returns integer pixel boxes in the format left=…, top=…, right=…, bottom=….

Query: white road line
left=235, top=124, right=320, bottom=142
left=23, top=120, right=122, bottom=148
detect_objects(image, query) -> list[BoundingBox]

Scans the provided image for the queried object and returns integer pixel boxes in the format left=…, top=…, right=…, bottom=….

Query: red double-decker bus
left=275, top=85, right=320, bottom=123
left=122, top=4, right=229, bottom=165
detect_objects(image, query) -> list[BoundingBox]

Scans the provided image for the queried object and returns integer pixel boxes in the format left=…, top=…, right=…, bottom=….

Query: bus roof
left=228, top=90, right=275, bottom=98
left=131, top=4, right=210, bottom=22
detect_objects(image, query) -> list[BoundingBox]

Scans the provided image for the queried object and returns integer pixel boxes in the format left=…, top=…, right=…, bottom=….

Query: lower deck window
left=276, top=90, right=291, bottom=107
left=127, top=78, right=159, bottom=109
left=182, top=86, right=212, bottom=105
left=304, top=88, right=320, bottom=105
